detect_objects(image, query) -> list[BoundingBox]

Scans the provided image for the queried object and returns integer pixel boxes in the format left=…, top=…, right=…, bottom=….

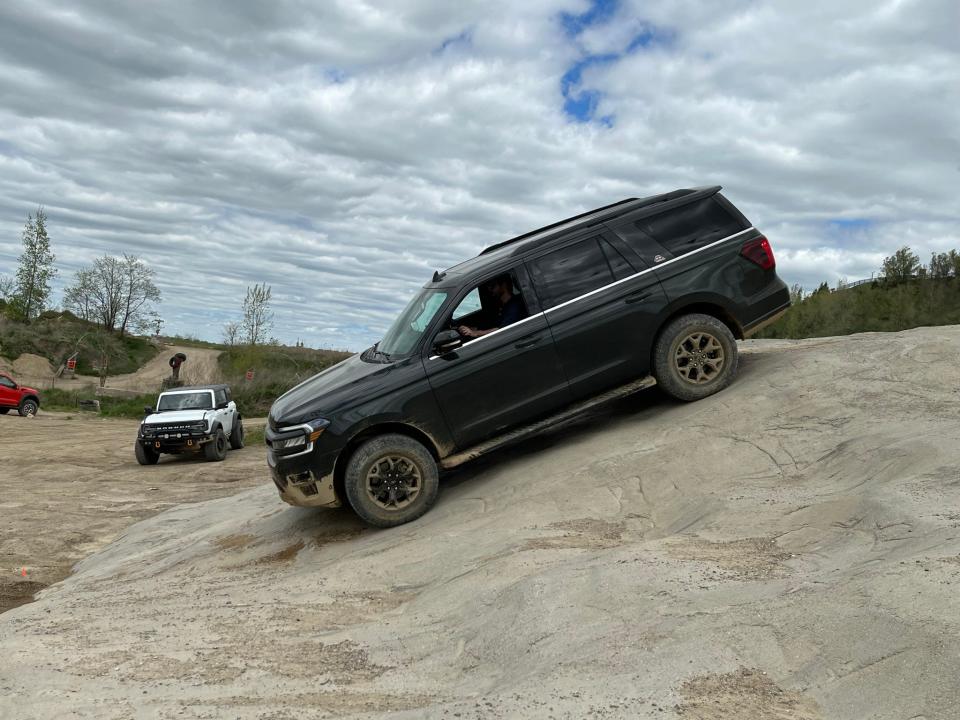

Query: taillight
left=740, top=236, right=775, bottom=270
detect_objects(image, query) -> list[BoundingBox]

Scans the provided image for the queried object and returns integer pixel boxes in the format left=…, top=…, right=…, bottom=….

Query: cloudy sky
left=0, top=0, right=957, bottom=350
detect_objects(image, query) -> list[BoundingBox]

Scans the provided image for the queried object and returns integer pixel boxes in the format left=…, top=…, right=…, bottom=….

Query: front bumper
left=139, top=432, right=212, bottom=453
left=268, top=451, right=341, bottom=507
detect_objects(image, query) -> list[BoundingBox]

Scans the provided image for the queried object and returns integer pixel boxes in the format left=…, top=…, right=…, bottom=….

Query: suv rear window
left=528, top=237, right=614, bottom=309
left=634, top=196, right=745, bottom=255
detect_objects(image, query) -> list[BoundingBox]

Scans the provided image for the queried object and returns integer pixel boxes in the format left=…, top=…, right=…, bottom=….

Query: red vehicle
left=0, top=373, right=40, bottom=416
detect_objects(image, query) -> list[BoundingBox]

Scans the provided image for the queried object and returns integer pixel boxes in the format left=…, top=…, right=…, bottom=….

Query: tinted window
left=635, top=197, right=745, bottom=254
left=528, top=238, right=613, bottom=308
left=215, top=389, right=227, bottom=406
left=600, top=239, right=635, bottom=280
left=0, top=376, right=15, bottom=388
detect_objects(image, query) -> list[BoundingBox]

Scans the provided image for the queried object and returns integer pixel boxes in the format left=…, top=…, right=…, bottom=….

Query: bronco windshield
left=377, top=288, right=449, bottom=358
left=157, top=391, right=213, bottom=411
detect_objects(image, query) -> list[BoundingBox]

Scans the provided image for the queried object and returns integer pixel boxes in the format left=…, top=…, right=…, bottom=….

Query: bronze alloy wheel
left=365, top=454, right=422, bottom=511
left=674, top=331, right=725, bottom=384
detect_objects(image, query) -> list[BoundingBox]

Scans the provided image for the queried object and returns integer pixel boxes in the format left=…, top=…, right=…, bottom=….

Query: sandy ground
left=0, top=413, right=265, bottom=614
left=2, top=327, right=960, bottom=719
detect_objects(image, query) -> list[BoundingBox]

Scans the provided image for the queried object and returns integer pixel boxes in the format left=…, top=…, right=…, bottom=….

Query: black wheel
left=0, top=408, right=9, bottom=415
left=229, top=417, right=245, bottom=450
left=204, top=428, right=228, bottom=461
left=18, top=398, right=39, bottom=416
left=344, top=434, right=439, bottom=528
left=135, top=441, right=160, bottom=466
left=653, top=313, right=738, bottom=402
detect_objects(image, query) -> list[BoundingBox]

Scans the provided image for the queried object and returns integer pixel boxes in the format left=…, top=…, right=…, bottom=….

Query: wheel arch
left=653, top=298, right=743, bottom=351
left=333, top=421, right=441, bottom=499
left=20, top=394, right=41, bottom=408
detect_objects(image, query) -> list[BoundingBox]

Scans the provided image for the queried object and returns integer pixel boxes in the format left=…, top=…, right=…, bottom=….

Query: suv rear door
left=424, top=266, right=570, bottom=448
left=526, top=230, right=668, bottom=402
left=605, top=190, right=756, bottom=316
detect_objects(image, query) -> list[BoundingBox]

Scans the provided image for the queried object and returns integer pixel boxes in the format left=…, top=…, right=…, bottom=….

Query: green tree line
left=757, top=246, right=960, bottom=339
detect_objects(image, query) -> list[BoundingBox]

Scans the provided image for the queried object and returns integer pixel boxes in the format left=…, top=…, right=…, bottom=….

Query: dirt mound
left=3, top=326, right=960, bottom=718
left=10, top=353, right=54, bottom=377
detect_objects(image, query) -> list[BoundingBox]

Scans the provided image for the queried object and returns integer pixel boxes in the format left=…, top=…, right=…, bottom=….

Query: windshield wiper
left=371, top=342, right=392, bottom=363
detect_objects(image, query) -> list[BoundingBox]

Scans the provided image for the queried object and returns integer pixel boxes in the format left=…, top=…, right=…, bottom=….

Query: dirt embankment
left=2, top=326, right=960, bottom=719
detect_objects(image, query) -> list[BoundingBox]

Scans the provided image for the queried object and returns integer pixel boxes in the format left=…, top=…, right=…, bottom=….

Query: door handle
left=624, top=291, right=654, bottom=304
left=515, top=336, right=542, bottom=349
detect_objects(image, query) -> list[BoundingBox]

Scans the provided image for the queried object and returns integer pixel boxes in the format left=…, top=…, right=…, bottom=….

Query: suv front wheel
left=344, top=434, right=439, bottom=528
left=653, top=313, right=738, bottom=402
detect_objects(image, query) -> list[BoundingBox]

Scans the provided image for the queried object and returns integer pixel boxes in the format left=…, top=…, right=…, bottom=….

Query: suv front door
left=0, top=374, right=18, bottom=408
left=424, top=267, right=570, bottom=449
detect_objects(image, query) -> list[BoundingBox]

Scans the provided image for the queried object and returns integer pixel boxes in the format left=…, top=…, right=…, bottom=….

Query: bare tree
left=64, top=254, right=161, bottom=334
left=241, top=283, right=273, bottom=346
left=222, top=321, right=240, bottom=346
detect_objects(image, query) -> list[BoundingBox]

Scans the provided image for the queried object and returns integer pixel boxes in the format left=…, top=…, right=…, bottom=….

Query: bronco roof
left=160, top=384, right=230, bottom=394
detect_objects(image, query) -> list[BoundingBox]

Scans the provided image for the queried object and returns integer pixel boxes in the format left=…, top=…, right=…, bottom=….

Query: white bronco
left=135, top=384, right=245, bottom=465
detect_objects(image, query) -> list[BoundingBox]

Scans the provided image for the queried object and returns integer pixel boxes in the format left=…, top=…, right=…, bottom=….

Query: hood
left=143, top=409, right=209, bottom=425
left=269, top=352, right=388, bottom=426
left=20, top=385, right=39, bottom=395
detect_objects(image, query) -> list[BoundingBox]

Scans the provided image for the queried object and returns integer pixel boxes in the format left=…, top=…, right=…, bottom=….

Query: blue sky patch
left=559, top=0, right=674, bottom=125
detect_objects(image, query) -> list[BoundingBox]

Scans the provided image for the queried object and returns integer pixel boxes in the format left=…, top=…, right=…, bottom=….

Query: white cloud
left=0, top=0, right=957, bottom=349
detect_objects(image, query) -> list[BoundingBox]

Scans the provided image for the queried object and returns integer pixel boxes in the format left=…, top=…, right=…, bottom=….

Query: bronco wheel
left=653, top=313, right=738, bottom=402
left=229, top=418, right=245, bottom=449
left=135, top=441, right=160, bottom=466
left=18, top=398, right=38, bottom=416
left=344, top=434, right=439, bottom=528
left=204, top=428, right=228, bottom=462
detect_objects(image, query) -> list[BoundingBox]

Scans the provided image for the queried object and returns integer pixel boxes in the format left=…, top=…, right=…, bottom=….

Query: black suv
left=267, top=186, right=789, bottom=527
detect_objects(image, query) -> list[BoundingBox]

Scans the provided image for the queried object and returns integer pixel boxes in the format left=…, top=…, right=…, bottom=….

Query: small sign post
left=245, top=369, right=255, bottom=382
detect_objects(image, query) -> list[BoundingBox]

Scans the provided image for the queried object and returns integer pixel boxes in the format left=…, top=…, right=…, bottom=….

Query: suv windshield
left=157, top=392, right=213, bottom=411
left=378, top=289, right=448, bottom=357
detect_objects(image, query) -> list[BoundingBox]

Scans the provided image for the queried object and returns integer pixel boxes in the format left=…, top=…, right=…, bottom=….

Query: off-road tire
left=18, top=398, right=39, bottom=416
left=229, top=417, right=245, bottom=449
left=204, top=428, right=228, bottom=462
left=653, top=313, right=738, bottom=402
left=135, top=441, right=160, bottom=466
left=0, top=408, right=9, bottom=414
left=344, top=434, right=439, bottom=528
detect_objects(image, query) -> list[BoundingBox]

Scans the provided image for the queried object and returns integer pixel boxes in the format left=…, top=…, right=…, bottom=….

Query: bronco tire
left=229, top=417, right=245, bottom=450
left=204, top=428, right=228, bottom=462
left=135, top=441, right=160, bottom=466
left=18, top=397, right=39, bottom=416
left=653, top=313, right=738, bottom=402
left=344, top=434, right=439, bottom=528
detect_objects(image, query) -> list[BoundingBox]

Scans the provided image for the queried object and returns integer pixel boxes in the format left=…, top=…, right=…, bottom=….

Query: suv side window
left=215, top=389, right=226, bottom=407
left=451, top=288, right=482, bottom=321
left=528, top=237, right=614, bottom=309
left=600, top=238, right=635, bottom=280
left=634, top=197, right=745, bottom=255
left=0, top=376, right=15, bottom=388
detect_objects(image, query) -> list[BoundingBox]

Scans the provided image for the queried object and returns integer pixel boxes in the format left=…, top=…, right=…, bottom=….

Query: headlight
left=272, top=436, right=307, bottom=449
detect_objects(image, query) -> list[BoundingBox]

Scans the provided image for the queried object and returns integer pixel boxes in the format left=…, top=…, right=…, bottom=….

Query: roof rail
left=479, top=197, right=639, bottom=256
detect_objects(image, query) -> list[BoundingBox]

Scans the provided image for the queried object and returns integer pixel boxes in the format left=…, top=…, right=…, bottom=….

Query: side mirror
left=144, top=406, right=153, bottom=416
left=433, top=329, right=462, bottom=355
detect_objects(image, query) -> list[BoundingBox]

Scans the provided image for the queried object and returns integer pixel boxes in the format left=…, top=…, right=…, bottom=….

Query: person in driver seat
left=458, top=275, right=527, bottom=339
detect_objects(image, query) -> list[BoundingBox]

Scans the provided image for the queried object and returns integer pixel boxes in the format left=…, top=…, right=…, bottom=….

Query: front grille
left=143, top=421, right=205, bottom=437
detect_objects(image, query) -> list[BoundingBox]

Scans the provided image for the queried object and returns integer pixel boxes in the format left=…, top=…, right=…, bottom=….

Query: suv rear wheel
left=229, top=418, right=245, bottom=449
left=653, top=313, right=738, bottom=402
left=344, top=434, right=439, bottom=528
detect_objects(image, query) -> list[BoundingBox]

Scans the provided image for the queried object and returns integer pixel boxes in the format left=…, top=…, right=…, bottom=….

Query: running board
left=440, top=375, right=657, bottom=469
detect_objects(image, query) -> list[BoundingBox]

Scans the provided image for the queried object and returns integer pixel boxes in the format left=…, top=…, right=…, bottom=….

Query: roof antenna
left=432, top=270, right=445, bottom=283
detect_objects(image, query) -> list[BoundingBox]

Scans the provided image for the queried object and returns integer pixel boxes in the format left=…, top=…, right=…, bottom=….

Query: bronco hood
left=143, top=409, right=209, bottom=425
left=269, top=353, right=389, bottom=426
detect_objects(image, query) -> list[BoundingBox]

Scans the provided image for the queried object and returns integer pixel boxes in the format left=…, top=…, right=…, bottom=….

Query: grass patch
left=244, top=425, right=265, bottom=446
left=0, top=312, right=158, bottom=376
left=42, top=387, right=155, bottom=419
